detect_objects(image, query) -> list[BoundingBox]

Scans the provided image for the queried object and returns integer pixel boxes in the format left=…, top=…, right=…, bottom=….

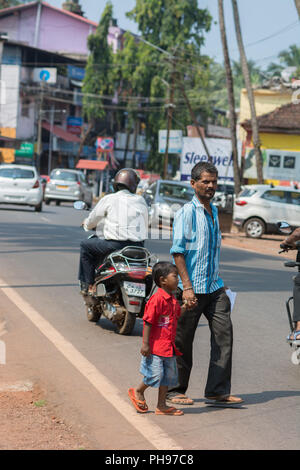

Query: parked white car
left=0, top=164, right=43, bottom=211
left=233, top=184, right=300, bottom=238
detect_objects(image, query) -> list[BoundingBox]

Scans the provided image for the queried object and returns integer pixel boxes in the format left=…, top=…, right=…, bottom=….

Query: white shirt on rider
left=83, top=189, right=148, bottom=241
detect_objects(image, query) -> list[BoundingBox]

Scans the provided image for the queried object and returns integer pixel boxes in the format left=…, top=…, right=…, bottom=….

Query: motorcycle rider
left=281, top=227, right=300, bottom=340
left=78, top=168, right=149, bottom=295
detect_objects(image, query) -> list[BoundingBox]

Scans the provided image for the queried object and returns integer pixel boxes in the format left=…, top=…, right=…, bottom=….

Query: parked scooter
left=278, top=221, right=300, bottom=364
left=75, top=201, right=157, bottom=335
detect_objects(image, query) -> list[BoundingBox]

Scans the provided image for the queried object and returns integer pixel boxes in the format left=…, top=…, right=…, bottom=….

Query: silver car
left=143, top=179, right=194, bottom=227
left=0, top=164, right=43, bottom=211
left=44, top=168, right=93, bottom=207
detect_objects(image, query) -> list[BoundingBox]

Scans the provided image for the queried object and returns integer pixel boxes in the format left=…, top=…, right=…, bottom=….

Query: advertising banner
left=159, top=130, right=183, bottom=154
left=180, top=137, right=233, bottom=181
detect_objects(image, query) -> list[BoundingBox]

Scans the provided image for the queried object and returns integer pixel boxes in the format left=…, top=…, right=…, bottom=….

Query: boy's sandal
left=155, top=407, right=184, bottom=416
left=128, top=388, right=148, bottom=413
left=167, top=394, right=194, bottom=405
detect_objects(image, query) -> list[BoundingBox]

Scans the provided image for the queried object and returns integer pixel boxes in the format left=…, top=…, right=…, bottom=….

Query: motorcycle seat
left=119, top=246, right=149, bottom=260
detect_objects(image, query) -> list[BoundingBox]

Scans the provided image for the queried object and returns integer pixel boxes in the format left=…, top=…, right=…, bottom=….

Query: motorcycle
left=278, top=221, right=300, bottom=364
left=75, top=201, right=157, bottom=335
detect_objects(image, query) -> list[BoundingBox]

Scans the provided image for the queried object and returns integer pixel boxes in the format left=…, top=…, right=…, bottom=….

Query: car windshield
left=51, top=170, right=78, bottom=182
left=217, top=184, right=234, bottom=194
left=0, top=168, right=35, bottom=179
left=238, top=188, right=257, bottom=198
left=159, top=183, right=194, bottom=201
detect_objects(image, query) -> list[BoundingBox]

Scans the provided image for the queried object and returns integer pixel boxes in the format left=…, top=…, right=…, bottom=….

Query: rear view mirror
left=277, top=221, right=292, bottom=234
left=73, top=201, right=88, bottom=210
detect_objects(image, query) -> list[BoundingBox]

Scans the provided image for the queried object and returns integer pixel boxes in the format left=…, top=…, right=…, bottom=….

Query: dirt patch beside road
left=0, top=381, right=92, bottom=450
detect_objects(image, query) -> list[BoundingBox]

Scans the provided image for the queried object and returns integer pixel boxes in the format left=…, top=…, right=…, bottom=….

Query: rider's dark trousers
left=78, top=237, right=143, bottom=285
left=293, top=273, right=300, bottom=322
left=168, top=288, right=233, bottom=398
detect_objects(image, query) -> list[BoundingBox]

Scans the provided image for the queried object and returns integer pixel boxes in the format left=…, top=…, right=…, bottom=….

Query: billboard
left=159, top=130, right=183, bottom=154
left=180, top=137, right=233, bottom=181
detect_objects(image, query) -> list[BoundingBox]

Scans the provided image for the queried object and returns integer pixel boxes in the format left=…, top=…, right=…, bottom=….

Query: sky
left=46, top=0, right=300, bottom=69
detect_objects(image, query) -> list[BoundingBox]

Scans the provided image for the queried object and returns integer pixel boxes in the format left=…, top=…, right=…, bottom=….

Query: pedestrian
left=128, top=261, right=188, bottom=416
left=167, top=161, right=244, bottom=407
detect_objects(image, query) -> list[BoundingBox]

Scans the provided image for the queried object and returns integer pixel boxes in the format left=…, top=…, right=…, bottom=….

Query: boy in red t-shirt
left=128, top=261, right=190, bottom=416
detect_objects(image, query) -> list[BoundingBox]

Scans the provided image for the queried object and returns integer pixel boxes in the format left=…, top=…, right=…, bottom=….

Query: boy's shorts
left=140, top=354, right=178, bottom=388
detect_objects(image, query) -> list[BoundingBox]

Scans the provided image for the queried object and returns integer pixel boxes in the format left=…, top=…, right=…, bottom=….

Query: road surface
left=0, top=203, right=299, bottom=450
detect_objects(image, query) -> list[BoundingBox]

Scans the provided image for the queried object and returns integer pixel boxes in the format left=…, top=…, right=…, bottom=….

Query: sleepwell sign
left=180, top=137, right=233, bottom=181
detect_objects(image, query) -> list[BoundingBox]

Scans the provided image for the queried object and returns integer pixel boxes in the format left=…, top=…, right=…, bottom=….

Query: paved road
left=0, top=203, right=299, bottom=450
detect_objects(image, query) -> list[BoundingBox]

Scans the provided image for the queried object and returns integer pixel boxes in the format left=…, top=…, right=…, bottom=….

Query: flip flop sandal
left=167, top=394, right=194, bottom=405
left=128, top=388, right=148, bottom=413
left=287, top=330, right=300, bottom=342
left=155, top=407, right=184, bottom=416
left=205, top=396, right=244, bottom=408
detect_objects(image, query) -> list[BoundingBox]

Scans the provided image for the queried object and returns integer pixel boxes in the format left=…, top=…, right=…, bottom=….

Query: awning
left=76, top=159, right=109, bottom=171
left=42, top=121, right=81, bottom=143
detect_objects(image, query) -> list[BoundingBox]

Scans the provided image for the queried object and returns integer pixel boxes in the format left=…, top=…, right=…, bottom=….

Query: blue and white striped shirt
left=170, top=195, right=224, bottom=294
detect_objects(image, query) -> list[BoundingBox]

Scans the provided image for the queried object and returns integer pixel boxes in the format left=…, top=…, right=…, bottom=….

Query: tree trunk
left=218, top=0, right=241, bottom=195
left=232, top=0, right=264, bottom=184
left=75, top=119, right=94, bottom=166
left=294, top=0, right=300, bottom=18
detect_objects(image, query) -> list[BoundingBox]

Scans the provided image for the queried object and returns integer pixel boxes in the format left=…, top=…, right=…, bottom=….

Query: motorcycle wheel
left=86, top=305, right=101, bottom=322
left=116, top=311, right=136, bottom=335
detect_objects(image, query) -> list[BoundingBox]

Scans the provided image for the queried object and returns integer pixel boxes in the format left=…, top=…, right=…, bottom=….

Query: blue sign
left=67, top=65, right=86, bottom=81
left=67, top=116, right=83, bottom=127
left=40, top=70, right=51, bottom=81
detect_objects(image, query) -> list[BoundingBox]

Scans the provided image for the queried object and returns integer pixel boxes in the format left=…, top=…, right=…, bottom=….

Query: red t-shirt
left=143, top=288, right=182, bottom=357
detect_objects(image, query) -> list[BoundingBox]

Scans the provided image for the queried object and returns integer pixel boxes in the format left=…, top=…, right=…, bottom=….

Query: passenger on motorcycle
left=281, top=227, right=300, bottom=340
left=78, top=168, right=149, bottom=295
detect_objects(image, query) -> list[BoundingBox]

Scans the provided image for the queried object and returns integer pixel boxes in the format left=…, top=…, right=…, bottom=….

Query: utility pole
left=36, top=80, right=45, bottom=172
left=163, top=56, right=176, bottom=180
left=178, top=81, right=211, bottom=161
left=48, top=104, right=55, bottom=175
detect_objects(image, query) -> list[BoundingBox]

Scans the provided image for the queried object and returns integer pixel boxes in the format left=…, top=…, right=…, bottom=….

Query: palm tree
left=231, top=0, right=264, bottom=184
left=294, top=0, right=300, bottom=18
left=278, top=44, right=300, bottom=67
left=218, top=0, right=241, bottom=194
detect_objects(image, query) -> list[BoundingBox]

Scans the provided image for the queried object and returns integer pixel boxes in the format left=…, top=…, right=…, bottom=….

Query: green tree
left=77, top=1, right=114, bottom=160
left=0, top=0, right=20, bottom=8
left=114, top=0, right=212, bottom=174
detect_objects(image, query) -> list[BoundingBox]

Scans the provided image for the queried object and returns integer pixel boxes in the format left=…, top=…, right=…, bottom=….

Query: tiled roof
left=0, top=1, right=97, bottom=27
left=241, top=101, right=300, bottom=133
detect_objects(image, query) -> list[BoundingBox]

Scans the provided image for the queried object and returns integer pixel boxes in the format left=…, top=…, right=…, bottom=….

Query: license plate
left=56, top=185, right=68, bottom=189
left=123, top=281, right=145, bottom=297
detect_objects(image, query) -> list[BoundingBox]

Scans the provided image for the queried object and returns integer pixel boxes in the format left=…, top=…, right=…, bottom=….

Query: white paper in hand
left=225, top=288, right=237, bottom=311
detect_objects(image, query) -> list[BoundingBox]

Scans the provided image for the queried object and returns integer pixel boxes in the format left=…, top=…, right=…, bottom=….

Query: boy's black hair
left=191, top=161, right=218, bottom=181
left=152, top=261, right=178, bottom=287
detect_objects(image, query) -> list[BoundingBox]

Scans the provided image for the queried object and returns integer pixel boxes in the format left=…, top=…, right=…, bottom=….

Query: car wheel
left=35, top=202, right=43, bottom=212
left=56, top=201, right=60, bottom=206
left=45, top=199, right=50, bottom=205
left=244, top=217, right=265, bottom=238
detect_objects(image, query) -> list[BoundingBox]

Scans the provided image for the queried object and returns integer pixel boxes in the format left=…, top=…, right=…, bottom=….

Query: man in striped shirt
left=167, top=162, right=243, bottom=407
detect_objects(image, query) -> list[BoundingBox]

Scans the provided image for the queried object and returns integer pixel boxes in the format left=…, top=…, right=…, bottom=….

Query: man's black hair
left=152, top=261, right=178, bottom=287
left=191, top=161, right=218, bottom=181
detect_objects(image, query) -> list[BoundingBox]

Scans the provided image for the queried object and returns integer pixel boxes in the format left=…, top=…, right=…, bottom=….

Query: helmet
left=113, top=168, right=140, bottom=194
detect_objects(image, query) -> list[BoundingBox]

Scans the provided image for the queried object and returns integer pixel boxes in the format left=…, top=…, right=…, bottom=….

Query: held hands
left=182, top=288, right=197, bottom=310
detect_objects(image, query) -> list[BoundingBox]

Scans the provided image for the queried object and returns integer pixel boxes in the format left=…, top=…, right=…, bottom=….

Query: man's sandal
left=167, top=394, right=194, bottom=405
left=287, top=330, right=300, bottom=342
left=205, top=395, right=244, bottom=407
